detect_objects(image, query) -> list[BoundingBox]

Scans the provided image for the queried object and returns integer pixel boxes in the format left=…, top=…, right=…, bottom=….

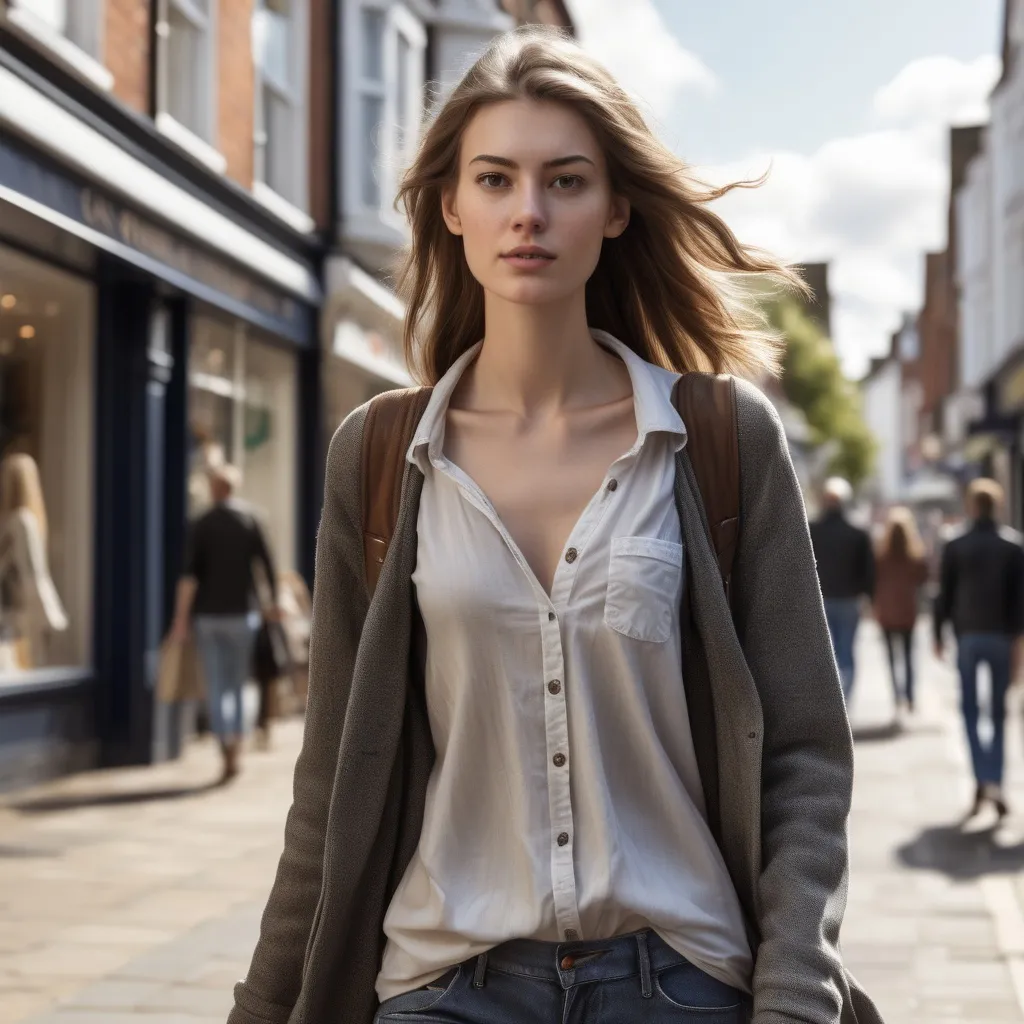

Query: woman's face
left=442, top=98, right=630, bottom=309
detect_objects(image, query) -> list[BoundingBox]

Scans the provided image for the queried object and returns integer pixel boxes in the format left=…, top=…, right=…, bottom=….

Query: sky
left=570, top=0, right=1003, bottom=377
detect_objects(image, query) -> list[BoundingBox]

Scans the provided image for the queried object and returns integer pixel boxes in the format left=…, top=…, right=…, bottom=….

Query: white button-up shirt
left=376, top=331, right=752, bottom=1001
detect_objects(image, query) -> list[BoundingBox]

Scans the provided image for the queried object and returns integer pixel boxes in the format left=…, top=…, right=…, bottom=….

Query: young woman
left=874, top=507, right=928, bottom=715
left=227, top=28, right=882, bottom=1024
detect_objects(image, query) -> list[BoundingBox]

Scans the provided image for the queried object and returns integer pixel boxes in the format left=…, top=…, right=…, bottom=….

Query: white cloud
left=570, top=0, right=717, bottom=122
left=873, top=54, right=1001, bottom=129
left=698, top=54, right=999, bottom=377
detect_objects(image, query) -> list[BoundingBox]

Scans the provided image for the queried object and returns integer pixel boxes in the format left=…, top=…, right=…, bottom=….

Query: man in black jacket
left=810, top=477, right=875, bottom=701
left=935, top=478, right=1024, bottom=817
left=170, top=465, right=279, bottom=781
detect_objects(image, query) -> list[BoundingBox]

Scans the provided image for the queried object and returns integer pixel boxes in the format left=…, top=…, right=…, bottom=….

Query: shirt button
left=548, top=611, right=556, bottom=622
left=607, top=479, right=618, bottom=492
left=565, top=548, right=578, bottom=564
left=553, top=753, right=566, bottom=767
left=557, top=832, right=570, bottom=847
left=548, top=680, right=561, bottom=695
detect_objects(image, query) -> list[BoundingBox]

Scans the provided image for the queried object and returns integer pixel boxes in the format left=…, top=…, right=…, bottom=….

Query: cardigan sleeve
left=730, top=380, right=857, bottom=1024
left=228, top=406, right=371, bottom=1024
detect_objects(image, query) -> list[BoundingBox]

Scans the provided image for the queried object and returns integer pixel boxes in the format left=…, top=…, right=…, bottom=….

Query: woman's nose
left=512, top=188, right=547, bottom=233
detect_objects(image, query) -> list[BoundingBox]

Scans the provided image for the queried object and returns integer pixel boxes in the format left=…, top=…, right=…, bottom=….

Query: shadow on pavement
left=10, top=780, right=224, bottom=814
left=852, top=722, right=903, bottom=743
left=896, top=822, right=1024, bottom=878
left=852, top=719, right=946, bottom=744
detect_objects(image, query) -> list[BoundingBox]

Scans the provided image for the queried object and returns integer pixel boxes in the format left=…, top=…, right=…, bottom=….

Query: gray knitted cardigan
left=227, top=378, right=883, bottom=1024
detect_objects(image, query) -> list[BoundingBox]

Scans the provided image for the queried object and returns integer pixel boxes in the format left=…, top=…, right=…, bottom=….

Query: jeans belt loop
left=636, top=931, right=653, bottom=999
left=473, top=951, right=489, bottom=989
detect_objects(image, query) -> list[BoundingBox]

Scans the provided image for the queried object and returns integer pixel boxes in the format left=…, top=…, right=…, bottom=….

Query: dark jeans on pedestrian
left=374, top=930, right=749, bottom=1024
left=957, top=632, right=1013, bottom=786
left=823, top=598, right=860, bottom=700
left=884, top=629, right=915, bottom=708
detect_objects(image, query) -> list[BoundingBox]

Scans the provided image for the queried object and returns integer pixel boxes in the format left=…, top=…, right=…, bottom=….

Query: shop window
left=155, top=0, right=223, bottom=170
left=0, top=245, right=94, bottom=682
left=353, top=1, right=426, bottom=216
left=187, top=314, right=296, bottom=575
left=253, top=0, right=310, bottom=217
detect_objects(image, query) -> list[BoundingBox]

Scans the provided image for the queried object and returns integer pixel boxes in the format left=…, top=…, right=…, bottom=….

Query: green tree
left=768, top=298, right=876, bottom=487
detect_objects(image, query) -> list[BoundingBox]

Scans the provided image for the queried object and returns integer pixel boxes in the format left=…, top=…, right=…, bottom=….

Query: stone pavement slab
left=4, top=623, right=1024, bottom=1022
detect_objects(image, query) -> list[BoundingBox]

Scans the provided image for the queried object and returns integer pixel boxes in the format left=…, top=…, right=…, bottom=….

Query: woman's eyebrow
left=468, top=154, right=596, bottom=168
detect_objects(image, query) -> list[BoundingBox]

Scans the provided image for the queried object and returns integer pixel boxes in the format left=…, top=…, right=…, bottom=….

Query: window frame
left=344, top=0, right=426, bottom=238
left=155, top=0, right=223, bottom=168
left=5, top=0, right=112, bottom=91
left=252, top=0, right=312, bottom=223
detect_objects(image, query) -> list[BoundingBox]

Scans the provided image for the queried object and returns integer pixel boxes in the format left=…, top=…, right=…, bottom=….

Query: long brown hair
left=879, top=506, right=924, bottom=561
left=396, top=26, right=807, bottom=385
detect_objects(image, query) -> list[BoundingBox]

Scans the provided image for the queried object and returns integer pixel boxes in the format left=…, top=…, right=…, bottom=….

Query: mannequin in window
left=0, top=452, right=68, bottom=671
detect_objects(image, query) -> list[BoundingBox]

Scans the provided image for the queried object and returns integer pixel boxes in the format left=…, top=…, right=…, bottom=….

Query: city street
left=2, top=622, right=1024, bottom=1024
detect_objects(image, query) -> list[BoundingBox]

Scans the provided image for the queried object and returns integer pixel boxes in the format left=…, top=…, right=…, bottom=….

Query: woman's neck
left=456, top=293, right=630, bottom=419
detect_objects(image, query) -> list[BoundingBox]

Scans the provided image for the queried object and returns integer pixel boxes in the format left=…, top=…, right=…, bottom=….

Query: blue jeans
left=375, top=930, right=749, bottom=1024
left=193, top=614, right=259, bottom=739
left=957, top=633, right=1013, bottom=786
left=823, top=598, right=860, bottom=699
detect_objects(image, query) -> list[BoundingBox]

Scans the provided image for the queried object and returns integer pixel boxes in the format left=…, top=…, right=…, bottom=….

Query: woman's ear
left=441, top=186, right=464, bottom=236
left=604, top=194, right=630, bottom=239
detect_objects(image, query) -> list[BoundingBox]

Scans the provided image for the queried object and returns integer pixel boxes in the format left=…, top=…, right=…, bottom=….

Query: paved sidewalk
left=2, top=625, right=1024, bottom=1022
left=844, top=621, right=1024, bottom=1023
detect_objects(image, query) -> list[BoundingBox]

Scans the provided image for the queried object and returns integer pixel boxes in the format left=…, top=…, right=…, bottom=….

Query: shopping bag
left=156, top=634, right=206, bottom=703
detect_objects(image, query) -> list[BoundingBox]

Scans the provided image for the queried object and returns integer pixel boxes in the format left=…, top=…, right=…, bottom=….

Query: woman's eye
left=552, top=175, right=584, bottom=190
left=478, top=173, right=509, bottom=189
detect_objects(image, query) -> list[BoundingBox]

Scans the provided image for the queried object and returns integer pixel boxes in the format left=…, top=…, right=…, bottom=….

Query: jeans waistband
left=480, top=929, right=687, bottom=991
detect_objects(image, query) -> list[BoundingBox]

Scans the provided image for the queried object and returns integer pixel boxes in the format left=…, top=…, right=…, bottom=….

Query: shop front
left=0, top=64, right=321, bottom=788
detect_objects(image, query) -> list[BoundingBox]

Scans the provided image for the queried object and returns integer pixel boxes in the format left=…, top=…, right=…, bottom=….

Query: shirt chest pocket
left=604, top=536, right=684, bottom=643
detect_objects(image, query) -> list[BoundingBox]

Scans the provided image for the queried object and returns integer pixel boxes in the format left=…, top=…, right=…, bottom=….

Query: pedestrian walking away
left=874, top=506, right=928, bottom=718
left=227, top=27, right=883, bottom=1024
left=810, top=476, right=875, bottom=701
left=169, top=464, right=281, bottom=783
left=934, top=477, right=1024, bottom=819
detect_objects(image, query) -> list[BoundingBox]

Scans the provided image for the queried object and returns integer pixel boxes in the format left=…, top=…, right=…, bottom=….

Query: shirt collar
left=406, top=331, right=687, bottom=470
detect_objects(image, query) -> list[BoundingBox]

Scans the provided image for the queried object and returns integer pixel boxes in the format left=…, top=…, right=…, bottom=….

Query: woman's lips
left=500, top=253, right=556, bottom=269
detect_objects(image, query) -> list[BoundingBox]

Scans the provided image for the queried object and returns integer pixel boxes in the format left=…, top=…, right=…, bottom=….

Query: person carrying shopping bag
left=170, top=464, right=280, bottom=782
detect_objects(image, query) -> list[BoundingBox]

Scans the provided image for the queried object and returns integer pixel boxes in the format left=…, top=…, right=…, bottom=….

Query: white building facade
left=861, top=355, right=903, bottom=505
left=950, top=0, right=1024, bottom=523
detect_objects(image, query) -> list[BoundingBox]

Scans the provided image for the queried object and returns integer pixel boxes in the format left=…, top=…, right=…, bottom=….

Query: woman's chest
left=413, top=439, right=684, bottom=644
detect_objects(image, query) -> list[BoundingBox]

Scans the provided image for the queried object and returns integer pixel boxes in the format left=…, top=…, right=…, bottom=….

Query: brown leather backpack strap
left=361, top=386, right=433, bottom=599
left=672, top=373, right=740, bottom=599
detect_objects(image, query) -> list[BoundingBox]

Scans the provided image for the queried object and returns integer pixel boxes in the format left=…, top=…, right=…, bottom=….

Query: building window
left=156, top=0, right=218, bottom=151
left=9, top=0, right=102, bottom=56
left=6, top=0, right=111, bottom=89
left=354, top=2, right=426, bottom=216
left=0, top=244, right=94, bottom=682
left=253, top=0, right=309, bottom=213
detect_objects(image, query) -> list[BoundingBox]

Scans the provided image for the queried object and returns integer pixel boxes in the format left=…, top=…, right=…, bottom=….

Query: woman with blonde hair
left=873, top=506, right=928, bottom=715
left=228, top=27, right=881, bottom=1024
left=0, top=452, right=68, bottom=669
